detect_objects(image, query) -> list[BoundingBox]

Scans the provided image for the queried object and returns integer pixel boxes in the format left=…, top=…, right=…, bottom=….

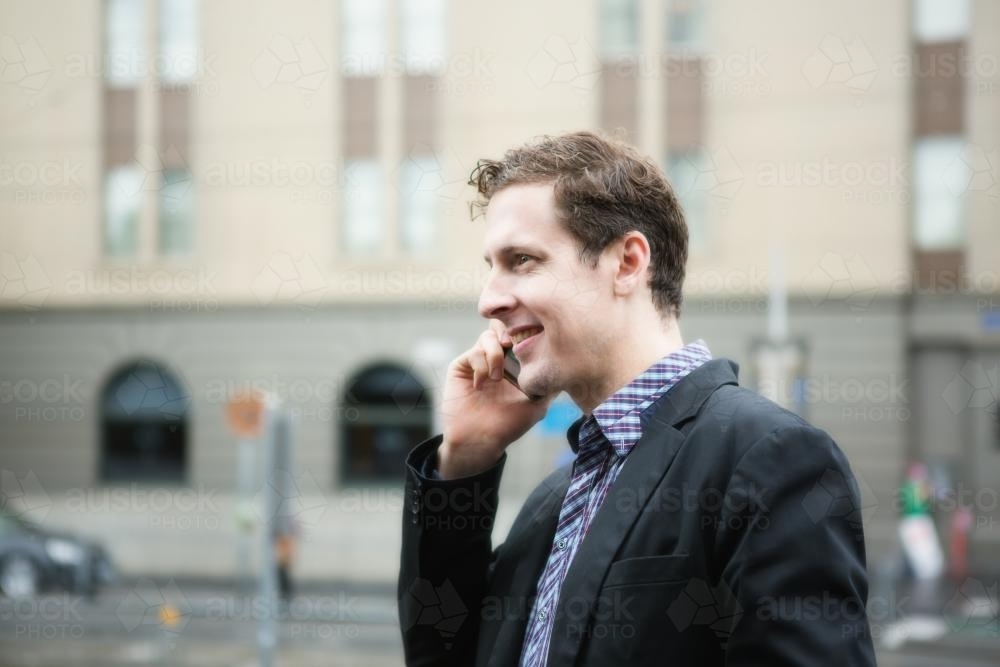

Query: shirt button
left=537, top=609, right=547, bottom=622
left=556, top=538, right=567, bottom=551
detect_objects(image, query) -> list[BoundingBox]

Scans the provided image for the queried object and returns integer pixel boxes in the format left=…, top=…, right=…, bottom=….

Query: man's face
left=479, top=182, right=617, bottom=400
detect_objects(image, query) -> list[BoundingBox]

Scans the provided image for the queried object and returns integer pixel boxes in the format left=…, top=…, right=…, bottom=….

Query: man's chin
left=518, top=369, right=554, bottom=400
left=515, top=367, right=537, bottom=396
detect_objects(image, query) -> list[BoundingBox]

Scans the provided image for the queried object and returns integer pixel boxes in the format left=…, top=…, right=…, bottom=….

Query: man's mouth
left=510, top=327, right=543, bottom=352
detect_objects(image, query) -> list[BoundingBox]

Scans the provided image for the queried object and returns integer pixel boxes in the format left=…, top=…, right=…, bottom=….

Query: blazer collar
left=565, top=358, right=741, bottom=453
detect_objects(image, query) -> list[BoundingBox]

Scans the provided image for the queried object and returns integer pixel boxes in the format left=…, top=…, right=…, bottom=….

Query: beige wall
left=3, top=0, right=996, bottom=312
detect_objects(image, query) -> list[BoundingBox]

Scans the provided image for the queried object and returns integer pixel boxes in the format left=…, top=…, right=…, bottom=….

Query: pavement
left=0, top=578, right=404, bottom=667
left=0, top=574, right=996, bottom=666
left=869, top=573, right=1000, bottom=666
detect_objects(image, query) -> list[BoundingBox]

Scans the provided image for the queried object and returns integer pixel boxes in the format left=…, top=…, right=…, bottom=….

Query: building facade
left=1, top=0, right=998, bottom=581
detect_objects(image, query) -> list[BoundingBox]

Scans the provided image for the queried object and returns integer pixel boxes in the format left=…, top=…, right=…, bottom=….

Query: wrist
left=437, top=439, right=503, bottom=479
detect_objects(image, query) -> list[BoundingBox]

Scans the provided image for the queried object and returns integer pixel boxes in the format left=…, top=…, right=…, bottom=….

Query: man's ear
left=611, top=231, right=652, bottom=298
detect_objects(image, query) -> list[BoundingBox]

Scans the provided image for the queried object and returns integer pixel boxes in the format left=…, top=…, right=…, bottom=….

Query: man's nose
left=478, top=272, right=517, bottom=319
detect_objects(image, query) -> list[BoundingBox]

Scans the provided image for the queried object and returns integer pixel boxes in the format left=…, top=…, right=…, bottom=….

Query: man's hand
left=438, top=320, right=552, bottom=478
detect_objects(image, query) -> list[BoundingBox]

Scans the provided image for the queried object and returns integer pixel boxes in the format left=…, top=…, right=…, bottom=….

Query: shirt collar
left=568, top=340, right=712, bottom=456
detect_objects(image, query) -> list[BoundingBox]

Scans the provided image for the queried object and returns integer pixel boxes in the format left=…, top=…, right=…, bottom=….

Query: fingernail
left=491, top=367, right=501, bottom=380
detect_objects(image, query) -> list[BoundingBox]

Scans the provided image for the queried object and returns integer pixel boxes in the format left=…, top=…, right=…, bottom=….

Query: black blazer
left=398, top=359, right=877, bottom=666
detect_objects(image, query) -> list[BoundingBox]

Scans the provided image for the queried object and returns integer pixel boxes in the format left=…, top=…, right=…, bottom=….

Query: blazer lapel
left=545, top=359, right=739, bottom=665
left=486, top=468, right=571, bottom=667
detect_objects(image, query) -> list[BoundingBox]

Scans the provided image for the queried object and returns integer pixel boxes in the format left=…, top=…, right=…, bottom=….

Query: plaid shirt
left=518, top=340, right=713, bottom=667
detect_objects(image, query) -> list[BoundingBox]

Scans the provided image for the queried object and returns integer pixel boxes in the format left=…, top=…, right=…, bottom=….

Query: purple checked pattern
left=518, top=340, right=712, bottom=667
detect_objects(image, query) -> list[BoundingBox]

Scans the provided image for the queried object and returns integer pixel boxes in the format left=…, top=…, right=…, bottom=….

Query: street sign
left=226, top=391, right=266, bottom=438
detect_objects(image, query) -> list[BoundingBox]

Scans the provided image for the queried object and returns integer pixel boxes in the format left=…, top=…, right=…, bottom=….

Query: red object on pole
left=948, top=504, right=973, bottom=581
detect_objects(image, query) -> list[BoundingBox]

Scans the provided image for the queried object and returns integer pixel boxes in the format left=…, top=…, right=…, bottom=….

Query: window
left=157, top=0, right=197, bottom=255
left=914, top=137, right=965, bottom=249
left=668, top=149, right=707, bottom=249
left=105, top=168, right=143, bottom=256
left=340, top=0, right=384, bottom=255
left=100, top=359, right=190, bottom=482
left=158, top=168, right=196, bottom=253
left=103, top=0, right=197, bottom=257
left=341, top=363, right=432, bottom=484
left=103, top=0, right=143, bottom=256
left=105, top=0, right=145, bottom=88
left=913, top=0, right=969, bottom=43
left=399, top=155, right=440, bottom=255
left=159, top=0, right=199, bottom=85
left=399, top=2, right=445, bottom=255
left=667, top=0, right=704, bottom=49
left=664, top=0, right=708, bottom=248
left=342, top=160, right=385, bottom=254
left=599, top=0, right=638, bottom=59
left=911, top=0, right=967, bottom=283
left=400, top=0, right=446, bottom=75
left=599, top=0, right=638, bottom=139
left=341, top=0, right=387, bottom=77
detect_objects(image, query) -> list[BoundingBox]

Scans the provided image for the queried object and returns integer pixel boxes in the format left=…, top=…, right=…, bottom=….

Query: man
left=398, top=132, right=876, bottom=666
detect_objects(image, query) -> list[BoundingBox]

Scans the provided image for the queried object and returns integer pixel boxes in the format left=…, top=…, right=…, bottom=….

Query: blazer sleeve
left=715, top=425, right=877, bottom=666
left=398, top=435, right=506, bottom=667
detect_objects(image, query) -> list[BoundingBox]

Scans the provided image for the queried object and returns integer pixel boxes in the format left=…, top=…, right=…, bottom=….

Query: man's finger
left=467, top=347, right=490, bottom=389
left=488, top=319, right=512, bottom=347
left=478, top=330, right=505, bottom=380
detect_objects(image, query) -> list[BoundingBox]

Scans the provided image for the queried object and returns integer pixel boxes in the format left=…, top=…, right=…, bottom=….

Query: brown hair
left=469, top=131, right=688, bottom=319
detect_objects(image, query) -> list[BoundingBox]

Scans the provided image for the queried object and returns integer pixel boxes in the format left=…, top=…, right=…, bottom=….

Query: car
left=0, top=514, right=117, bottom=599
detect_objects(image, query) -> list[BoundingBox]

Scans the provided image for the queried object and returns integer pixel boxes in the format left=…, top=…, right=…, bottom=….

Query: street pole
left=258, top=395, right=281, bottom=667
left=237, top=438, right=255, bottom=594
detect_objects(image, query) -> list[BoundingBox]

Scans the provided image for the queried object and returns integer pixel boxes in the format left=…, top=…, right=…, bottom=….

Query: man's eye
left=516, top=254, right=532, bottom=265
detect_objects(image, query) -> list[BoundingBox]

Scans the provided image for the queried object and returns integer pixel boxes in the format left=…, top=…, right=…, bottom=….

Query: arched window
left=341, top=363, right=432, bottom=484
left=100, top=359, right=190, bottom=482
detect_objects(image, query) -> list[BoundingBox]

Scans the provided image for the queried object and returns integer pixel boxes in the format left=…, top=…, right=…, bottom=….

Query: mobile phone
left=503, top=348, right=543, bottom=401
